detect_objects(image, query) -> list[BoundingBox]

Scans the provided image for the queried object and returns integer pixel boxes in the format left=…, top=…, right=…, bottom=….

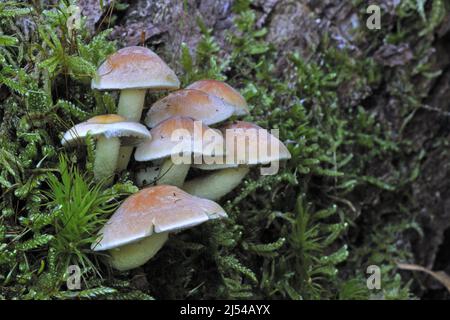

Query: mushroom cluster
left=60, top=46, right=291, bottom=271
left=138, top=80, right=291, bottom=200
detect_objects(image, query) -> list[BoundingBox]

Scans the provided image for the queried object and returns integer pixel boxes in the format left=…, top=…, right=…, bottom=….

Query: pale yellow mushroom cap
left=61, top=114, right=151, bottom=146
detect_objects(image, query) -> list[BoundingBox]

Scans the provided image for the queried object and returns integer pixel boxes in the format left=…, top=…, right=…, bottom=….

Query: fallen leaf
left=397, top=262, right=450, bottom=292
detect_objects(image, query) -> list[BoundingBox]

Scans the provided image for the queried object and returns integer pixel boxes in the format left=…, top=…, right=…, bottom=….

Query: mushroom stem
left=156, top=158, right=190, bottom=188
left=182, top=167, right=250, bottom=200
left=94, top=136, right=121, bottom=184
left=109, top=232, right=169, bottom=271
left=118, top=89, right=146, bottom=121
left=116, top=146, right=134, bottom=171
left=116, top=89, right=147, bottom=171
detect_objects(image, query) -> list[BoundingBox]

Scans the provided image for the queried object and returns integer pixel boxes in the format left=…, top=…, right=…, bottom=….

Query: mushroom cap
left=145, top=89, right=235, bottom=128
left=61, top=114, right=151, bottom=146
left=92, top=185, right=227, bottom=251
left=135, top=116, right=224, bottom=162
left=186, top=79, right=249, bottom=116
left=213, top=121, right=291, bottom=166
left=91, top=46, right=180, bottom=91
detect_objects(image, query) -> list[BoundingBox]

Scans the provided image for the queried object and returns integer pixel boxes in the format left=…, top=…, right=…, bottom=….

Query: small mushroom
left=91, top=185, right=227, bottom=271
left=183, top=121, right=291, bottom=200
left=92, top=46, right=180, bottom=171
left=135, top=116, right=224, bottom=187
left=186, top=79, right=249, bottom=116
left=145, top=89, right=235, bottom=128
left=92, top=46, right=180, bottom=121
left=61, top=114, right=151, bottom=184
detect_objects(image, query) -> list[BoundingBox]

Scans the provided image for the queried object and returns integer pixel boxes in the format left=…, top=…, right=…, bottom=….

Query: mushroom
left=92, top=46, right=180, bottom=121
left=183, top=121, right=291, bottom=200
left=145, top=89, right=235, bottom=128
left=91, top=46, right=180, bottom=171
left=186, top=79, right=249, bottom=116
left=91, top=185, right=227, bottom=271
left=135, top=116, right=224, bottom=187
left=61, top=114, right=151, bottom=184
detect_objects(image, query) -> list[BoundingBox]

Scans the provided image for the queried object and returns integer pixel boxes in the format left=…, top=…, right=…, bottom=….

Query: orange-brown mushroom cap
left=145, top=89, right=235, bottom=127
left=91, top=185, right=227, bottom=251
left=220, top=121, right=291, bottom=165
left=192, top=121, right=291, bottom=169
left=135, top=116, right=224, bottom=162
left=91, top=46, right=180, bottom=91
left=186, top=80, right=249, bottom=116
